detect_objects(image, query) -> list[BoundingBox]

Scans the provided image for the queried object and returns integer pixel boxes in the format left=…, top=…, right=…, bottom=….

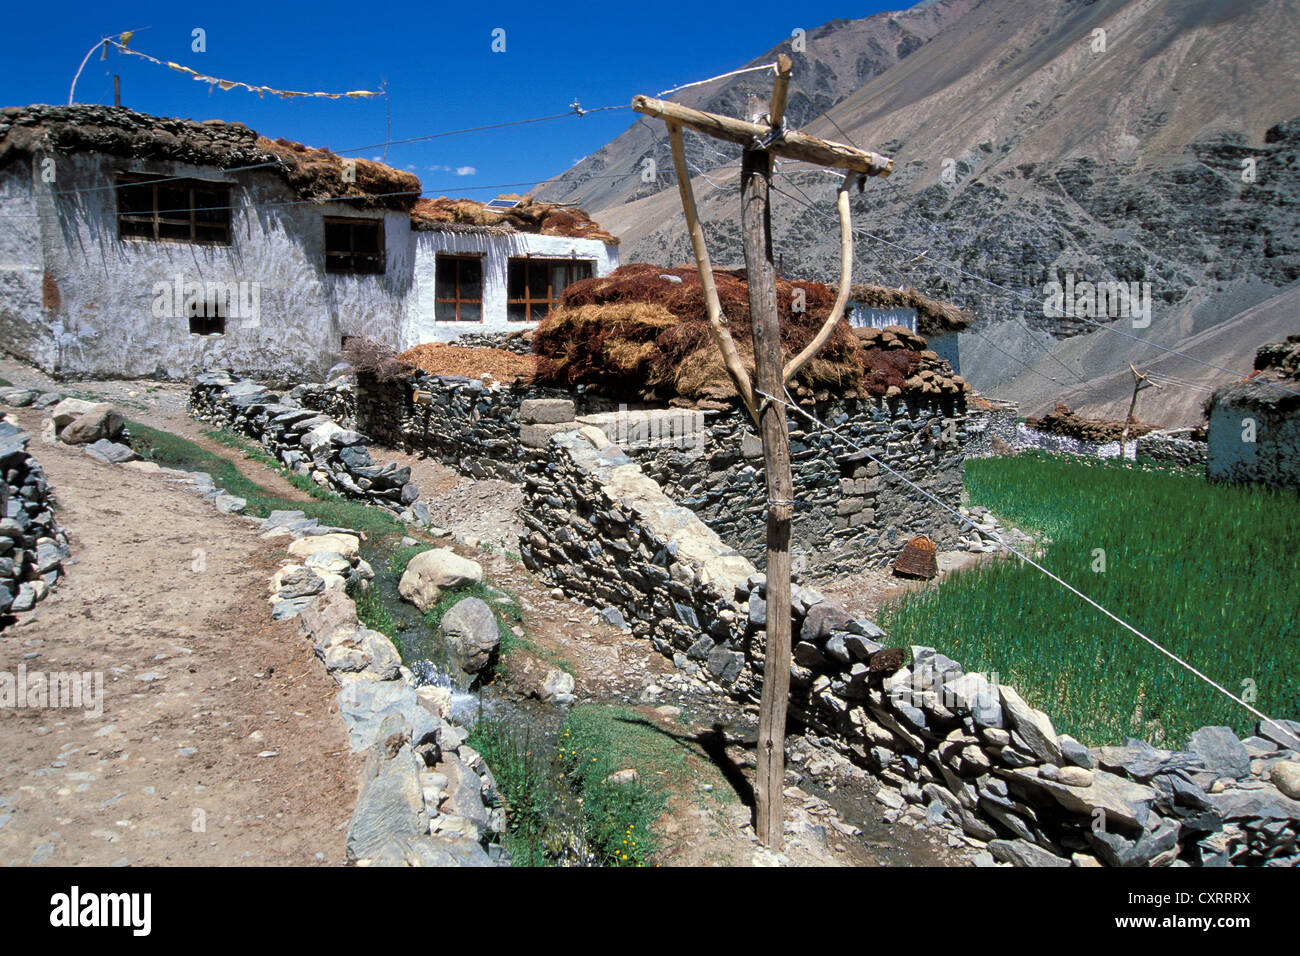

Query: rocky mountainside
left=536, top=0, right=1300, bottom=417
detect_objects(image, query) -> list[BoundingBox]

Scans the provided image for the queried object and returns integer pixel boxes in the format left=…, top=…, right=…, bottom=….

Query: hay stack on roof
left=257, top=137, right=420, bottom=211
left=0, top=105, right=419, bottom=210
left=410, top=194, right=617, bottom=243
left=850, top=283, right=974, bottom=336
left=531, top=264, right=968, bottom=408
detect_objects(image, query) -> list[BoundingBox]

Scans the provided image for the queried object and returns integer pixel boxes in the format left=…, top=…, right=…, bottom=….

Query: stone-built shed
left=1206, top=335, right=1300, bottom=489
left=0, top=105, right=619, bottom=381
left=366, top=264, right=976, bottom=575
left=848, top=284, right=974, bottom=374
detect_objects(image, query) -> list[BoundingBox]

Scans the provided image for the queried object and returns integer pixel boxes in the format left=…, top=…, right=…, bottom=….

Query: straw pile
left=1025, top=403, right=1155, bottom=442
left=259, top=137, right=421, bottom=211
left=532, top=264, right=864, bottom=406
left=397, top=342, right=537, bottom=384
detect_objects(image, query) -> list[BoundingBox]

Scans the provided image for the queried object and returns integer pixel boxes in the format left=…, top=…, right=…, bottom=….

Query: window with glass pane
left=506, top=258, right=594, bottom=321
left=324, top=218, right=385, bottom=274
left=116, top=174, right=231, bottom=244
left=435, top=255, right=484, bottom=321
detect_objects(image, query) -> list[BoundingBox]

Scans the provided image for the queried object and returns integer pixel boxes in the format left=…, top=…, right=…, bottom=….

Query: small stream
left=360, top=542, right=562, bottom=735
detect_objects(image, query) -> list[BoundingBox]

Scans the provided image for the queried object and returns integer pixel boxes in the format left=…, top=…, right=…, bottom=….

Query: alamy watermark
left=151, top=275, right=261, bottom=327
left=0, top=664, right=103, bottom=718
left=1043, top=273, right=1152, bottom=328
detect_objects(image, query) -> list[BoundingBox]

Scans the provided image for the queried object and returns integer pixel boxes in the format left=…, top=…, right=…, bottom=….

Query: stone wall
left=625, top=394, right=968, bottom=575
left=356, top=372, right=968, bottom=575
left=1207, top=382, right=1300, bottom=489
left=1135, top=429, right=1208, bottom=470
left=188, top=373, right=419, bottom=514
left=292, top=380, right=357, bottom=429
left=372, top=372, right=608, bottom=480
left=0, top=414, right=68, bottom=617
left=519, top=426, right=1300, bottom=867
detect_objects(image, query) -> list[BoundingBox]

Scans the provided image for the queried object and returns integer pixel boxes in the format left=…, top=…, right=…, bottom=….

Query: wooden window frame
left=115, top=174, right=232, bottom=245
left=434, top=253, right=485, bottom=322
left=324, top=217, right=386, bottom=275
left=506, top=257, right=594, bottom=322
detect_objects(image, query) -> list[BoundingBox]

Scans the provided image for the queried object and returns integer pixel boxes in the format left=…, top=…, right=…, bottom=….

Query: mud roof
left=0, top=104, right=421, bottom=211
left=410, top=194, right=618, bottom=244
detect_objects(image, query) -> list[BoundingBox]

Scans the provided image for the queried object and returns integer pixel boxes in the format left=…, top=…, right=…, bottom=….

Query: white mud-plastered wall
left=1, top=153, right=411, bottom=381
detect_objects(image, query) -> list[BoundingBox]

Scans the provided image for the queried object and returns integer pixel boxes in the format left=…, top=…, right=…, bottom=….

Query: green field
left=880, top=453, right=1300, bottom=747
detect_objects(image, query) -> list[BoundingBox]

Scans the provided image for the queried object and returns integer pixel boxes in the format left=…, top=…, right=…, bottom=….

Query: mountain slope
left=540, top=0, right=1300, bottom=419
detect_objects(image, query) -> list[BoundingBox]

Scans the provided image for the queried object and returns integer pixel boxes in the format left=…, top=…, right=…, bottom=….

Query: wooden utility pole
left=635, top=56, right=892, bottom=848
left=1120, top=363, right=1162, bottom=457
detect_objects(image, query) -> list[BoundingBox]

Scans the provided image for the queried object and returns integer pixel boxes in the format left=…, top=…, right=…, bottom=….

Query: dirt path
left=0, top=406, right=358, bottom=866
left=0, top=359, right=970, bottom=866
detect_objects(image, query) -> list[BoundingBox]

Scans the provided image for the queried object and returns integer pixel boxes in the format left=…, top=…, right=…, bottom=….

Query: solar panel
left=486, top=197, right=520, bottom=209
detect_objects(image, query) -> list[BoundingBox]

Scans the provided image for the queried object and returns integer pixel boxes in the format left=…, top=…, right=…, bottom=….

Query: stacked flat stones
left=188, top=373, right=419, bottom=515
left=519, top=424, right=1300, bottom=866
left=0, top=395, right=68, bottom=616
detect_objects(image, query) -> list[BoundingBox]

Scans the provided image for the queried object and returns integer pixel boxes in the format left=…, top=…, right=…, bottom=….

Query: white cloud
left=426, top=164, right=477, bottom=177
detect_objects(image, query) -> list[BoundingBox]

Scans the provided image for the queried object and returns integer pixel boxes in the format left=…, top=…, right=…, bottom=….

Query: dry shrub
left=343, top=337, right=415, bottom=383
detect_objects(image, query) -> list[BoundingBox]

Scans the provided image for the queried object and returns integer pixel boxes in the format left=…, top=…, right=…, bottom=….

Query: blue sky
left=3, top=0, right=899, bottom=198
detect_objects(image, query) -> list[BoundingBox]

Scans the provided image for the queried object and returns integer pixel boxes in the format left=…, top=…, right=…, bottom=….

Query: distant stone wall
left=519, top=427, right=1300, bottom=867
left=963, top=402, right=1020, bottom=458
left=1135, top=429, right=1207, bottom=470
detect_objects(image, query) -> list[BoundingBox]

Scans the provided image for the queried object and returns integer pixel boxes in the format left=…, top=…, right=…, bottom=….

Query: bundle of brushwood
left=533, top=264, right=969, bottom=408
left=1025, top=402, right=1155, bottom=442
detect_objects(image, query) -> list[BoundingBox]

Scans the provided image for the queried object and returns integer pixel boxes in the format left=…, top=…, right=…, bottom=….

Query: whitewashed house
left=0, top=104, right=618, bottom=381
left=405, top=195, right=619, bottom=346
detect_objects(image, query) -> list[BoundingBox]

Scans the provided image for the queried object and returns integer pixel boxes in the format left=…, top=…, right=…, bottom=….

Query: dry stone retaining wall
left=520, top=426, right=1300, bottom=867
left=188, top=373, right=420, bottom=514
left=0, top=414, right=68, bottom=616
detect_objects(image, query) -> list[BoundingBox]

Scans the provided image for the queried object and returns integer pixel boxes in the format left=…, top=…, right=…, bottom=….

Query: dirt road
left=0, top=406, right=358, bottom=866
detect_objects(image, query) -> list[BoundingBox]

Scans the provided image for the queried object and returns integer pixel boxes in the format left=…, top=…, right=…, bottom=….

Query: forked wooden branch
left=782, top=169, right=855, bottom=386
left=666, top=119, right=759, bottom=422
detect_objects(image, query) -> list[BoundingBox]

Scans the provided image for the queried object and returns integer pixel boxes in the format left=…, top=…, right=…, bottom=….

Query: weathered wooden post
left=634, top=59, right=892, bottom=848
left=1120, top=363, right=1162, bottom=458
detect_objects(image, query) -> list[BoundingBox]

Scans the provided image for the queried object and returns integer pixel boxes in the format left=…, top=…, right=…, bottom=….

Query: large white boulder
left=287, top=532, right=361, bottom=561
left=397, top=548, right=483, bottom=611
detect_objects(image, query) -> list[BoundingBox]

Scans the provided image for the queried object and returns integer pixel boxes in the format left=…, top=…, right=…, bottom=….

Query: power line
left=770, top=178, right=1098, bottom=394
left=756, top=384, right=1300, bottom=750
left=767, top=175, right=1300, bottom=400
